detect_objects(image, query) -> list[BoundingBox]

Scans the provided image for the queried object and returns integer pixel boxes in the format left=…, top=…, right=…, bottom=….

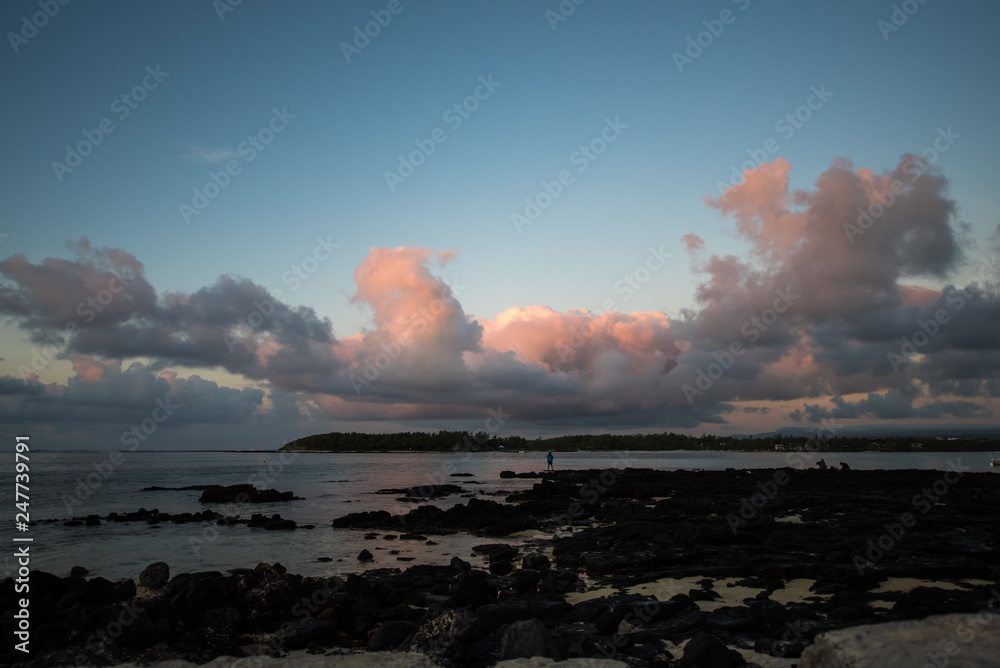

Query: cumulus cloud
left=2, top=153, right=999, bottom=438
left=0, top=240, right=337, bottom=382
left=667, top=154, right=1000, bottom=416
left=788, top=390, right=989, bottom=423
left=0, top=358, right=268, bottom=427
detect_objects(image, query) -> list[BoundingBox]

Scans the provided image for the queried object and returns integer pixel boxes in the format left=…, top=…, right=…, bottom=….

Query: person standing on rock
left=546, top=452, right=554, bottom=471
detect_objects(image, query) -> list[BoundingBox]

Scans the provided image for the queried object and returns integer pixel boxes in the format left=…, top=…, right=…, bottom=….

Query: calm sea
left=10, top=450, right=998, bottom=583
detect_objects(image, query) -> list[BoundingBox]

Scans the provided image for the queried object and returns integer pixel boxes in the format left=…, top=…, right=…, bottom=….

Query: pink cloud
left=681, top=233, right=705, bottom=255
left=71, top=355, right=121, bottom=385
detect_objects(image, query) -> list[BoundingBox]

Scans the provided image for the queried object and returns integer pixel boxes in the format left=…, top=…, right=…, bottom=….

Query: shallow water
left=14, top=450, right=997, bottom=582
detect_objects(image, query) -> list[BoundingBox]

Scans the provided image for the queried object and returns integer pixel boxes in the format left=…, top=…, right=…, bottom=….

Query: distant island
left=279, top=430, right=1000, bottom=453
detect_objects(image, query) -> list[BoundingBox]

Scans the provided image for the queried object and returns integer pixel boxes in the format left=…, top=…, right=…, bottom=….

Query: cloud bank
left=2, top=155, right=998, bottom=444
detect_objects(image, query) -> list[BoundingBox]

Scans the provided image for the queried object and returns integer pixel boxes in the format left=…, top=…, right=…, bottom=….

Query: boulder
left=447, top=570, right=495, bottom=608
left=500, top=618, right=560, bottom=661
left=677, top=631, right=747, bottom=667
left=278, top=617, right=335, bottom=650
left=522, top=552, right=551, bottom=570
left=490, top=560, right=514, bottom=575
left=139, top=561, right=170, bottom=590
left=799, top=613, right=1000, bottom=667
left=368, top=620, right=418, bottom=650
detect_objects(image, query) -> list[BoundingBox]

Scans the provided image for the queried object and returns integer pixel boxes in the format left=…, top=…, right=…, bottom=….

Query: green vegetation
left=279, top=431, right=1000, bottom=453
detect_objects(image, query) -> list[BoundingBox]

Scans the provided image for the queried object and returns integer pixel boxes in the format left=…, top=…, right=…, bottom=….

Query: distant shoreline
left=278, top=429, right=1000, bottom=454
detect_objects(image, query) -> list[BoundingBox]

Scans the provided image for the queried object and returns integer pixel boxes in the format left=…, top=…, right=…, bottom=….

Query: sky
left=1, top=0, right=999, bottom=450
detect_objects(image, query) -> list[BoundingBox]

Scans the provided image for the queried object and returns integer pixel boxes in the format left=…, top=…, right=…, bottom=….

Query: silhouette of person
left=840, top=462, right=851, bottom=471
left=546, top=452, right=554, bottom=471
left=817, top=459, right=827, bottom=470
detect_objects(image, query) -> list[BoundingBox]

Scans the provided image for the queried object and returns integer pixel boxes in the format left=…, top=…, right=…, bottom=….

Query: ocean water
left=11, top=449, right=997, bottom=583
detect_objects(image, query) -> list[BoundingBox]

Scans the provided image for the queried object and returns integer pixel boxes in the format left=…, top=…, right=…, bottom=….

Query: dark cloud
left=1, top=154, right=998, bottom=439
left=0, top=359, right=270, bottom=427
left=789, top=390, right=989, bottom=423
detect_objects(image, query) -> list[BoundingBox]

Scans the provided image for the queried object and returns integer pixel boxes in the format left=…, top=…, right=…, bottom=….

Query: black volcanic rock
left=677, top=631, right=748, bottom=667
left=139, top=561, right=170, bottom=589
left=198, top=484, right=301, bottom=503
left=9, top=467, right=1000, bottom=668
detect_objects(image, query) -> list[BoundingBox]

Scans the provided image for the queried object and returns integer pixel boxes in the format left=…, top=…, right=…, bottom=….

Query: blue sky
left=2, top=0, right=999, bottom=448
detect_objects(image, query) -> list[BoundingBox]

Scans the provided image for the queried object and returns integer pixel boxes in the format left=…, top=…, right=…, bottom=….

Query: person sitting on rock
left=840, top=462, right=851, bottom=471
left=817, top=459, right=828, bottom=470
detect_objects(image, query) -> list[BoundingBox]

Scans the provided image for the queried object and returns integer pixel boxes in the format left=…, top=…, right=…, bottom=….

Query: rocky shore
left=5, top=467, right=998, bottom=666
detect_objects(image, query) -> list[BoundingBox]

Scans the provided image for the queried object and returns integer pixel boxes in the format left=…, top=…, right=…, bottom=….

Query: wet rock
left=447, top=570, right=495, bottom=608
left=689, top=587, right=722, bottom=601
left=139, top=561, right=170, bottom=590
left=706, top=607, right=756, bottom=633
left=70, top=565, right=89, bottom=577
left=378, top=484, right=466, bottom=499
left=500, top=618, right=560, bottom=661
left=474, top=543, right=519, bottom=562
left=490, top=560, right=515, bottom=575
left=358, top=549, right=374, bottom=562
left=677, top=631, right=747, bottom=667
left=522, top=552, right=551, bottom=570
left=450, top=556, right=472, bottom=573
left=198, top=484, right=301, bottom=503
left=511, top=569, right=540, bottom=593
left=278, top=617, right=335, bottom=650
left=262, top=514, right=297, bottom=530
left=85, top=514, right=101, bottom=526
left=333, top=510, right=392, bottom=529
left=368, top=620, right=418, bottom=650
